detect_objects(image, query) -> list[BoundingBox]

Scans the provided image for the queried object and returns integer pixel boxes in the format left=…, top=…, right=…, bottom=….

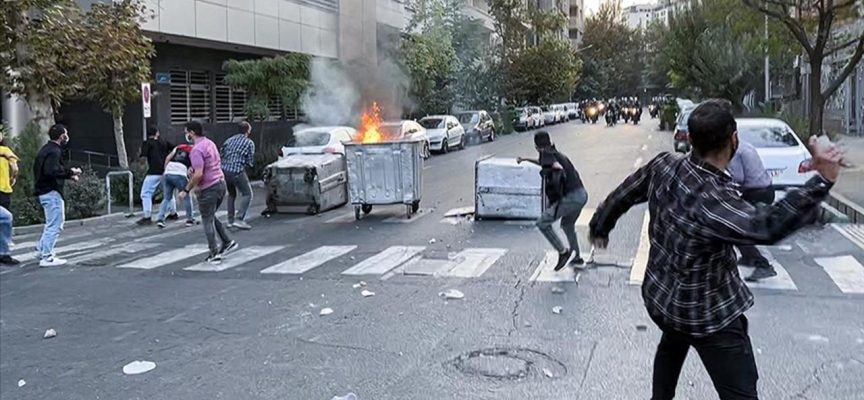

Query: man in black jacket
left=33, top=124, right=81, bottom=267
left=518, top=131, right=588, bottom=271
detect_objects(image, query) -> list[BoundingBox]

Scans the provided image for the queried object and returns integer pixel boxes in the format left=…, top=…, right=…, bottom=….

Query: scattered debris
left=43, top=329, right=57, bottom=339
left=636, top=325, right=648, bottom=332
left=687, top=381, right=694, bottom=387
left=320, top=308, right=334, bottom=316
left=756, top=348, right=763, bottom=354
left=551, top=287, right=565, bottom=294
left=552, top=306, right=562, bottom=314
left=350, top=256, right=356, bottom=260
left=775, top=244, right=793, bottom=251
left=17, top=379, right=25, bottom=388
left=122, top=360, right=156, bottom=375
left=331, top=393, right=357, bottom=400
left=361, top=290, right=375, bottom=297
left=542, top=368, right=554, bottom=378
left=523, top=321, right=532, bottom=327
left=352, top=283, right=361, bottom=289
left=429, top=238, right=437, bottom=244
left=439, top=289, right=465, bottom=300
left=359, top=281, right=367, bottom=287
left=308, top=303, right=316, bottom=308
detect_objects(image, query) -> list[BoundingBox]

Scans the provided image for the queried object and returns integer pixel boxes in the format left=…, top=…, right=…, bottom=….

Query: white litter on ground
left=320, top=308, right=334, bottom=316
left=439, top=289, right=465, bottom=300
left=429, top=238, right=437, bottom=244
left=542, top=368, right=554, bottom=378
left=43, top=329, right=57, bottom=339
left=352, top=283, right=361, bottom=289
left=361, top=290, right=375, bottom=297
left=17, top=379, right=25, bottom=387
left=552, top=306, right=563, bottom=314
left=122, top=360, right=156, bottom=375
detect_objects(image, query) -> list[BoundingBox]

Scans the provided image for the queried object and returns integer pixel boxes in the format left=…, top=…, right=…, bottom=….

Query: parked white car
left=279, top=126, right=356, bottom=158
left=419, top=115, right=466, bottom=153
left=379, top=120, right=431, bottom=158
left=564, top=102, right=579, bottom=120
left=554, top=104, right=569, bottom=122
left=541, top=106, right=558, bottom=124
left=736, top=118, right=817, bottom=199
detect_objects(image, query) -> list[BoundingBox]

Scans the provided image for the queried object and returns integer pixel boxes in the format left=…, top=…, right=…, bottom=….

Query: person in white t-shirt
left=155, top=143, right=196, bottom=228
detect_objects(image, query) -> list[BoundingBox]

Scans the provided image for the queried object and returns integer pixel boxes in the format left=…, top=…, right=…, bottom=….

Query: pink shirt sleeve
left=190, top=146, right=205, bottom=171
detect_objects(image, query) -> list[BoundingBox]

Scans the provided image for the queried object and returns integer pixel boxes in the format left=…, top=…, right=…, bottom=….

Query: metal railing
left=67, top=149, right=121, bottom=169
left=106, top=171, right=134, bottom=216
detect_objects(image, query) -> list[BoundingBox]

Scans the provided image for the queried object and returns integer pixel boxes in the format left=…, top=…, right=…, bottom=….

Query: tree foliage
left=742, top=0, right=864, bottom=135
left=576, top=1, right=642, bottom=99
left=223, top=54, right=310, bottom=122
left=401, top=0, right=460, bottom=116
left=506, top=39, right=580, bottom=105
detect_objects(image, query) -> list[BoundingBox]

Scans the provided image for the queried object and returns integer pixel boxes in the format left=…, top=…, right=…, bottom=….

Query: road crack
left=508, top=279, right=527, bottom=336
left=578, top=341, right=599, bottom=394
left=296, top=337, right=400, bottom=356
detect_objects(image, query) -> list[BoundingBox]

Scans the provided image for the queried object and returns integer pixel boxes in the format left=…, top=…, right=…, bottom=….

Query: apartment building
left=568, top=0, right=585, bottom=49
left=1, top=0, right=495, bottom=162
left=624, top=3, right=657, bottom=31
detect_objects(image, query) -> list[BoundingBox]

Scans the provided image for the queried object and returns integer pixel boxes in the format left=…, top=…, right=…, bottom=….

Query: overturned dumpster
left=262, top=154, right=347, bottom=215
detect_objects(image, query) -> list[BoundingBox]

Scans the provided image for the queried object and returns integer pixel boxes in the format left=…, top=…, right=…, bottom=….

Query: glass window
left=738, top=126, right=799, bottom=148
left=457, top=113, right=479, bottom=124
left=293, top=131, right=331, bottom=147
left=419, top=118, right=444, bottom=129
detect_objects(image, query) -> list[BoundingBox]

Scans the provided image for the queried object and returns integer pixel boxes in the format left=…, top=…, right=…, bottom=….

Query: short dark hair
left=48, top=124, right=67, bottom=141
left=534, top=131, right=551, bottom=148
left=147, top=127, right=159, bottom=137
left=687, top=99, right=736, bottom=156
left=185, top=121, right=204, bottom=137
left=238, top=121, right=251, bottom=133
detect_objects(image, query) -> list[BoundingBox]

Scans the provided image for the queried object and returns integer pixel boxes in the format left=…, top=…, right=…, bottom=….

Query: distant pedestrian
left=0, top=206, right=17, bottom=265
left=727, top=139, right=777, bottom=281
left=220, top=121, right=255, bottom=230
left=0, top=131, right=19, bottom=213
left=518, top=131, right=588, bottom=271
left=138, top=127, right=177, bottom=225
left=33, top=124, right=82, bottom=267
left=177, top=121, right=236, bottom=264
left=155, top=143, right=196, bottom=228
left=589, top=99, right=841, bottom=399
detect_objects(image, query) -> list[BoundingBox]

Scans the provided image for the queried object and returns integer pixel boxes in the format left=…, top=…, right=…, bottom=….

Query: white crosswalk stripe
left=15, top=238, right=114, bottom=262
left=341, top=246, right=425, bottom=276
left=832, top=224, right=864, bottom=251
left=435, top=248, right=508, bottom=278
left=184, top=246, right=283, bottom=272
left=260, top=246, right=357, bottom=275
left=529, top=251, right=576, bottom=282
left=69, top=242, right=161, bottom=265
left=737, top=261, right=798, bottom=291
left=116, top=245, right=210, bottom=270
left=815, top=255, right=864, bottom=294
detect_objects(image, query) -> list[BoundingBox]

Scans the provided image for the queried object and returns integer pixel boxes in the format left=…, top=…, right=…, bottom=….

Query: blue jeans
left=141, top=175, right=175, bottom=218
left=0, top=206, right=12, bottom=257
left=37, top=191, right=65, bottom=260
left=157, top=174, right=194, bottom=222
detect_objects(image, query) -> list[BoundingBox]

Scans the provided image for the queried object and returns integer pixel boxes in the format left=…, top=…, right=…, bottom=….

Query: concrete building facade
left=568, top=0, right=585, bottom=49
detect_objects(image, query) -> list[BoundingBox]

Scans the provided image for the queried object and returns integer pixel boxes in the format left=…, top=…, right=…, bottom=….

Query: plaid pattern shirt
left=220, top=134, right=255, bottom=174
left=590, top=152, right=833, bottom=336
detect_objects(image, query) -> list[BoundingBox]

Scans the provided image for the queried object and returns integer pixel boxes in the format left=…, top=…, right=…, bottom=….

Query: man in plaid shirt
left=220, top=122, right=255, bottom=230
left=589, top=100, right=842, bottom=399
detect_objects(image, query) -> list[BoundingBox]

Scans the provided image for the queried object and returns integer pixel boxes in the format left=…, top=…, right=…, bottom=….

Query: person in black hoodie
left=33, top=124, right=81, bottom=267
left=518, top=131, right=589, bottom=271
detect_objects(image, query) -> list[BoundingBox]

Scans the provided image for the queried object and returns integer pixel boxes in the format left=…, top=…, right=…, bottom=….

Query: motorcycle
left=648, top=104, right=659, bottom=119
left=586, top=106, right=599, bottom=123
left=605, top=109, right=617, bottom=126
left=631, top=107, right=642, bottom=124
left=621, top=108, right=631, bottom=123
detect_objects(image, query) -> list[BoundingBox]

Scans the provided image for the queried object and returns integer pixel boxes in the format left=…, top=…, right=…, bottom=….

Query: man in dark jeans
left=589, top=99, right=841, bottom=399
left=727, top=139, right=777, bottom=281
left=220, top=121, right=255, bottom=230
left=518, top=131, right=588, bottom=271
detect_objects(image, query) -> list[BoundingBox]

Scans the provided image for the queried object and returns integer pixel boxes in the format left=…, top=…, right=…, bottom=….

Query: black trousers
left=738, top=188, right=776, bottom=268
left=651, top=315, right=759, bottom=400
left=0, top=192, right=10, bottom=212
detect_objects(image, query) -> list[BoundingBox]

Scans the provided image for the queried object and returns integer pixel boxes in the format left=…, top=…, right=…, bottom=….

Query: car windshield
left=292, top=131, right=331, bottom=147
left=738, top=125, right=799, bottom=148
left=515, top=108, right=527, bottom=116
left=419, top=118, right=444, bottom=129
left=541, top=106, right=550, bottom=112
left=456, top=113, right=479, bottom=124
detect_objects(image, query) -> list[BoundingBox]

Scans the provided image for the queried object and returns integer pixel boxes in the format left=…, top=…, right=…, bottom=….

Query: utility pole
left=764, top=11, right=771, bottom=104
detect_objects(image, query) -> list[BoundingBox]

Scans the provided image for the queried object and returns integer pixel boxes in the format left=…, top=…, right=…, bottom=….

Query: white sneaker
left=233, top=220, right=252, bottom=230
left=226, top=222, right=235, bottom=229
left=39, top=257, right=67, bottom=267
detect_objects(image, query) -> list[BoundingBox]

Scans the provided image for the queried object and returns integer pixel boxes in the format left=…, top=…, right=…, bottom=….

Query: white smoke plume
left=301, top=58, right=361, bottom=127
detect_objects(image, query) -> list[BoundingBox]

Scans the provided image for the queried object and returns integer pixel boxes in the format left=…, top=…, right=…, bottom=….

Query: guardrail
left=106, top=171, right=134, bottom=216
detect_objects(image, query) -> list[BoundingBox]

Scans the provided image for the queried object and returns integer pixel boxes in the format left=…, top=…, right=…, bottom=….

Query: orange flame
left=357, top=102, right=383, bottom=143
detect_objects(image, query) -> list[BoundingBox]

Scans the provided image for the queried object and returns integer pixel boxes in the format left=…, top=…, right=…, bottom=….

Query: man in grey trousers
left=518, top=131, right=589, bottom=271
left=220, top=121, right=255, bottom=230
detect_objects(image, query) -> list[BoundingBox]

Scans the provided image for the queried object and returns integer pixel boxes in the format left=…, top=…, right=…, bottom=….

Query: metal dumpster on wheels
left=475, top=156, right=545, bottom=220
left=262, top=154, right=348, bottom=215
left=344, top=140, right=424, bottom=220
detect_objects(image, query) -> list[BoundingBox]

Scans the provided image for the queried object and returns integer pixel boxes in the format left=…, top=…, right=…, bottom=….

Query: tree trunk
left=113, top=115, right=130, bottom=170
left=808, top=59, right=824, bottom=137
left=27, top=95, right=55, bottom=139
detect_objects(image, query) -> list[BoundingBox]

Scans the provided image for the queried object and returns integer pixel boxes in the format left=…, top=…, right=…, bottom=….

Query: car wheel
left=459, top=134, right=466, bottom=149
left=488, top=129, right=496, bottom=142
left=442, top=140, right=449, bottom=154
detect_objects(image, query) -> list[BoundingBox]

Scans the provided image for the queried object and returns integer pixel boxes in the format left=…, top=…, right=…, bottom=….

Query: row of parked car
left=514, top=103, right=579, bottom=131
left=278, top=110, right=498, bottom=159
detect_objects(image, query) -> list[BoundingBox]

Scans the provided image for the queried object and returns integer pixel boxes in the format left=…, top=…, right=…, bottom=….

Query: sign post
left=141, top=82, right=151, bottom=141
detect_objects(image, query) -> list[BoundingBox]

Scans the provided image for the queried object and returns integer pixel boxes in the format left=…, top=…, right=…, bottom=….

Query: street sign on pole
left=141, top=82, right=152, bottom=118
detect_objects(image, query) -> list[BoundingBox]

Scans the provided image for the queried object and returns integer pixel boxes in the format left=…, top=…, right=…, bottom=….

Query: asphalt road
left=2, top=118, right=864, bottom=400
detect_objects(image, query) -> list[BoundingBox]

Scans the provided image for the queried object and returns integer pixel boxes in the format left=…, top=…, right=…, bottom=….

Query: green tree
left=743, top=0, right=864, bottom=135
left=79, top=0, right=155, bottom=169
left=506, top=39, right=580, bottom=105
left=0, top=0, right=84, bottom=133
left=222, top=54, right=310, bottom=125
left=577, top=1, right=642, bottom=98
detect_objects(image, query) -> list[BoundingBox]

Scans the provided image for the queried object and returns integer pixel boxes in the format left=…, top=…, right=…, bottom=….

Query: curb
left=13, top=212, right=133, bottom=236
left=827, top=193, right=864, bottom=224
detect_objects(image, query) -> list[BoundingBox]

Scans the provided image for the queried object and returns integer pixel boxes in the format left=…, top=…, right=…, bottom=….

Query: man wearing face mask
left=33, top=124, right=82, bottom=267
left=589, top=99, right=841, bottom=399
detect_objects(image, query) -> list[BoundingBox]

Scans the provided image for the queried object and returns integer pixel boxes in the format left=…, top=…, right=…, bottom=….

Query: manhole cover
left=447, top=347, right=567, bottom=380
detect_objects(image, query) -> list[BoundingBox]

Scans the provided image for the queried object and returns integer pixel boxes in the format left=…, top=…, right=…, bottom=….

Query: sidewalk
left=831, top=135, right=864, bottom=222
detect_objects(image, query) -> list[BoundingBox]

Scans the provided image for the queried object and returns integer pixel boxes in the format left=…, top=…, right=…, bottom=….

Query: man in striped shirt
left=220, top=122, right=255, bottom=230
left=589, top=100, right=841, bottom=399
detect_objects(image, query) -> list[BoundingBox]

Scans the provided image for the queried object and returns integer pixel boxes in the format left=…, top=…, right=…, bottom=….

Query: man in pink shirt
left=177, top=121, right=237, bottom=264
